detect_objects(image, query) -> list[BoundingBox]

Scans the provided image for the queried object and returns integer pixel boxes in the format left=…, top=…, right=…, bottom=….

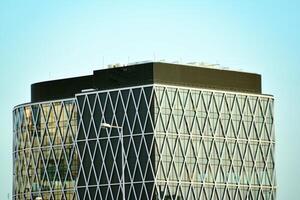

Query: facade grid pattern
left=13, top=99, right=78, bottom=199
left=13, top=84, right=276, bottom=200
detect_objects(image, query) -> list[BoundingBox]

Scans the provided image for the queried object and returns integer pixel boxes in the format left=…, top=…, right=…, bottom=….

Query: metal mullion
left=200, top=92, right=210, bottom=136
left=177, top=88, right=187, bottom=135
left=142, top=133, right=156, bottom=183
left=100, top=136, right=112, bottom=188
left=100, top=92, right=110, bottom=135
left=38, top=145, right=50, bottom=191
left=223, top=93, right=232, bottom=139
left=57, top=102, right=66, bottom=145
left=164, top=134, right=175, bottom=181
left=107, top=91, right=117, bottom=127
left=240, top=140, right=250, bottom=185
left=107, top=133, right=122, bottom=185
left=123, top=89, right=134, bottom=134
left=61, top=101, right=72, bottom=142
left=43, top=148, right=55, bottom=190
left=94, top=93, right=103, bottom=139
left=130, top=135, right=142, bottom=184
left=218, top=137, right=227, bottom=185
left=133, top=87, right=144, bottom=134
left=50, top=102, right=59, bottom=146
left=211, top=92, right=220, bottom=136
left=212, top=94, right=222, bottom=138
left=135, top=134, right=147, bottom=183
left=230, top=94, right=239, bottom=139
left=212, top=139, right=223, bottom=184
left=122, top=136, right=133, bottom=183
left=239, top=96, right=249, bottom=142
left=28, top=105, right=38, bottom=149
left=218, top=93, right=228, bottom=138
left=67, top=101, right=77, bottom=143
left=236, top=142, right=245, bottom=185
left=263, top=142, right=273, bottom=186
left=51, top=146, right=63, bottom=190
left=156, top=135, right=167, bottom=181
left=183, top=90, right=193, bottom=135
left=230, top=140, right=240, bottom=185
left=141, top=182, right=150, bottom=200
left=91, top=94, right=101, bottom=139
left=250, top=141, right=260, bottom=186
left=87, top=137, right=100, bottom=184
left=84, top=139, right=96, bottom=188
left=153, top=87, right=163, bottom=130
left=85, top=94, right=95, bottom=139
left=206, top=92, right=215, bottom=137
left=240, top=95, right=249, bottom=138
left=95, top=139, right=106, bottom=187
left=145, top=86, right=156, bottom=132
left=113, top=90, right=122, bottom=127
left=247, top=140, right=257, bottom=187
left=251, top=96, right=261, bottom=140
left=140, top=87, right=151, bottom=133
left=115, top=184, right=123, bottom=200
left=176, top=134, right=188, bottom=182
left=262, top=98, right=271, bottom=141
left=235, top=95, right=245, bottom=141
left=206, top=137, right=216, bottom=184
left=170, top=135, right=180, bottom=182
left=64, top=143, right=76, bottom=183
left=163, top=87, right=174, bottom=133
left=75, top=95, right=88, bottom=141
left=257, top=97, right=266, bottom=141
left=201, top=137, right=211, bottom=182
left=77, top=140, right=89, bottom=189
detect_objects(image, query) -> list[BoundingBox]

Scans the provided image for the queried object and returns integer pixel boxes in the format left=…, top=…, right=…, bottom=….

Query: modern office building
left=13, top=62, right=276, bottom=200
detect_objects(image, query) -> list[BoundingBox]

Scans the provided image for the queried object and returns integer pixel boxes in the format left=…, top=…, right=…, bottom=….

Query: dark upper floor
left=31, top=62, right=262, bottom=103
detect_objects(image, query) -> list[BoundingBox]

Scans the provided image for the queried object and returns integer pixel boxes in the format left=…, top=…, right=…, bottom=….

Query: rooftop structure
left=31, top=62, right=262, bottom=103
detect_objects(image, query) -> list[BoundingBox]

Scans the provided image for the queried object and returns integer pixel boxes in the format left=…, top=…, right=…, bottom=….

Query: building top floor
left=31, top=62, right=262, bottom=103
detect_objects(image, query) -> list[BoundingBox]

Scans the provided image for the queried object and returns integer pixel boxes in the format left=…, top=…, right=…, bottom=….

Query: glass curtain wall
left=13, top=100, right=78, bottom=200
left=13, top=84, right=275, bottom=200
left=153, top=85, right=276, bottom=200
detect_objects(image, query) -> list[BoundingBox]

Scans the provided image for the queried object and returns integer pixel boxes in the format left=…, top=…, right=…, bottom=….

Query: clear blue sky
left=1, top=0, right=299, bottom=199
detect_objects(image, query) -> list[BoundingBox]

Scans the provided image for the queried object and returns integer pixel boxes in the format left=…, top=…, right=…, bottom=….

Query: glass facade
left=153, top=86, right=276, bottom=199
left=13, top=84, right=276, bottom=199
left=75, top=86, right=155, bottom=200
left=13, top=100, right=78, bottom=199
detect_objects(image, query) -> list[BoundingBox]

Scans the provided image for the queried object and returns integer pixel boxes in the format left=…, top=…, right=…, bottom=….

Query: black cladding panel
left=153, top=63, right=261, bottom=94
left=31, top=62, right=262, bottom=103
left=92, top=63, right=154, bottom=90
left=31, top=75, right=93, bottom=102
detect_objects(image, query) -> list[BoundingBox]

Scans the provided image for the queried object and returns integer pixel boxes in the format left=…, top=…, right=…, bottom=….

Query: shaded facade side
left=75, top=86, right=156, bottom=199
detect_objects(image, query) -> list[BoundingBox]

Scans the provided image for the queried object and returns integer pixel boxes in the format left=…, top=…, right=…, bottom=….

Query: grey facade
left=13, top=62, right=276, bottom=199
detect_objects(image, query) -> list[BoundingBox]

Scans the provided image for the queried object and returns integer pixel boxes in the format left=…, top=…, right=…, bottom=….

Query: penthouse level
left=31, top=62, right=262, bottom=103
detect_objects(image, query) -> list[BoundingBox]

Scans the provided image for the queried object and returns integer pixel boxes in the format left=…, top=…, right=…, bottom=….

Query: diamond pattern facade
left=13, top=84, right=276, bottom=199
left=13, top=99, right=78, bottom=199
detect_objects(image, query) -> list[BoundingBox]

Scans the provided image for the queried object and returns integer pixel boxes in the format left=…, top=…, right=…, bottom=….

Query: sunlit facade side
left=153, top=85, right=276, bottom=199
